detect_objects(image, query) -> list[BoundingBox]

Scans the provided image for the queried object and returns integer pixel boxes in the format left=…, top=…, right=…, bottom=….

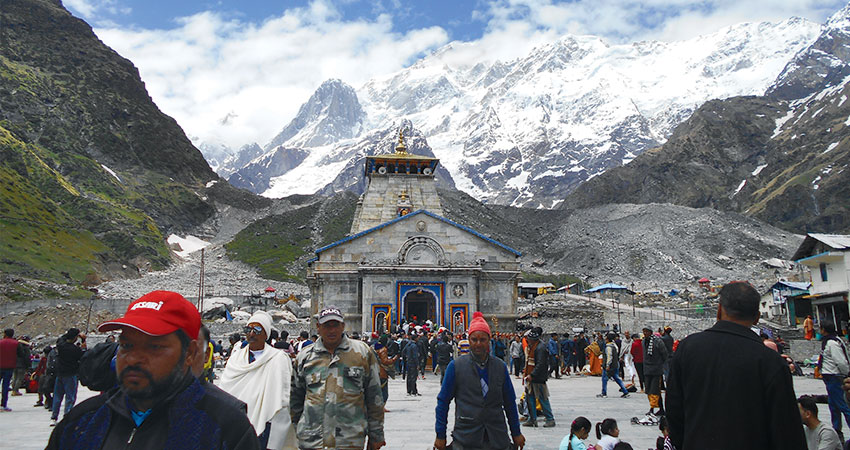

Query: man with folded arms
left=46, top=290, right=259, bottom=450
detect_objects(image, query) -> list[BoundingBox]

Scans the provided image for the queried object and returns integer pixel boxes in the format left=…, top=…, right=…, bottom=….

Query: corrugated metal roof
left=768, top=281, right=810, bottom=292
left=518, top=282, right=555, bottom=289
left=792, top=233, right=850, bottom=261
left=809, top=233, right=850, bottom=250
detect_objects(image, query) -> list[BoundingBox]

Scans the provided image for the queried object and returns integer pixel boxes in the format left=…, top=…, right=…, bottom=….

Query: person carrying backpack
left=77, top=340, right=119, bottom=393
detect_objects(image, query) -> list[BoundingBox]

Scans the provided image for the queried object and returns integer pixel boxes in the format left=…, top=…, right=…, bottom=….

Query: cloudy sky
left=65, top=0, right=845, bottom=150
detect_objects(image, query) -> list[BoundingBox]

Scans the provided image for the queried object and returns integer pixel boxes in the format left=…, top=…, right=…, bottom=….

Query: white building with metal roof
left=792, top=233, right=850, bottom=332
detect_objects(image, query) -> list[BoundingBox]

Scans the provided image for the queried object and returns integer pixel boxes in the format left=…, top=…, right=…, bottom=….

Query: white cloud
left=65, top=0, right=130, bottom=21
left=95, top=1, right=448, bottom=149
left=90, top=0, right=844, bottom=150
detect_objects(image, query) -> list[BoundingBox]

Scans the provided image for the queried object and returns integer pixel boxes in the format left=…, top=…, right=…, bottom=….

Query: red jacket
left=0, top=337, right=18, bottom=370
left=630, top=338, right=644, bottom=363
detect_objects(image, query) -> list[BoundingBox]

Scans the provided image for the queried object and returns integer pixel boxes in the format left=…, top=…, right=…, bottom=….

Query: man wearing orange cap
left=46, top=291, right=259, bottom=450
left=434, top=311, right=525, bottom=450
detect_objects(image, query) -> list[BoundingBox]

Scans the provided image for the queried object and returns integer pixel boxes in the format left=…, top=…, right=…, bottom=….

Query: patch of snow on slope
left=167, top=234, right=210, bottom=258
left=752, top=164, right=768, bottom=176
left=101, top=164, right=121, bottom=183
left=772, top=109, right=795, bottom=138
left=732, top=179, right=747, bottom=196
left=823, top=142, right=839, bottom=154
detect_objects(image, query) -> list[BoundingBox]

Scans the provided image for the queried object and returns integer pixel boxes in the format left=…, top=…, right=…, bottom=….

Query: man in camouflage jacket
left=291, top=306, right=386, bottom=449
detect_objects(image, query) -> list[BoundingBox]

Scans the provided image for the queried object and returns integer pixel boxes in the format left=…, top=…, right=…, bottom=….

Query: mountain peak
left=264, top=78, right=364, bottom=150
left=826, top=3, right=850, bottom=30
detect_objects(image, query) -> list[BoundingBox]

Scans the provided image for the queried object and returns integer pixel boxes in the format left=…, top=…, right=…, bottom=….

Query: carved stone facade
left=306, top=131, right=520, bottom=333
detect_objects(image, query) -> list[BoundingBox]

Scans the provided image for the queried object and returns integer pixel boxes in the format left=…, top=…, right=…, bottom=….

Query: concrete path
left=2, top=371, right=828, bottom=450
left=562, top=293, right=689, bottom=321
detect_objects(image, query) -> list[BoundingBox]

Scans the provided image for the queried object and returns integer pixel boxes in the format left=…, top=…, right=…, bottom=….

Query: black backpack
left=45, top=347, right=59, bottom=376
left=78, top=342, right=118, bottom=392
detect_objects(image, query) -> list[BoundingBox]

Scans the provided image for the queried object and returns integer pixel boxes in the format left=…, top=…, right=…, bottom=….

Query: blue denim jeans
left=1, top=369, right=12, bottom=408
left=602, top=369, right=629, bottom=395
left=526, top=385, right=554, bottom=422
left=52, top=375, right=78, bottom=420
left=823, top=374, right=850, bottom=432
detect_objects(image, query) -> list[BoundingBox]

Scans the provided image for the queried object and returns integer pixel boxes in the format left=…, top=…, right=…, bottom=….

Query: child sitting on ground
left=656, top=416, right=675, bottom=450
left=560, top=417, right=593, bottom=450
left=595, top=418, right=620, bottom=450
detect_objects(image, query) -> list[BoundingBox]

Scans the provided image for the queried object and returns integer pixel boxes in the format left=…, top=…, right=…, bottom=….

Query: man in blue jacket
left=547, top=333, right=561, bottom=379
left=46, top=291, right=259, bottom=450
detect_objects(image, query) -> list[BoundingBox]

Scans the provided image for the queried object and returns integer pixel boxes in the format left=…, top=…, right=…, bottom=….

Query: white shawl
left=219, top=343, right=295, bottom=449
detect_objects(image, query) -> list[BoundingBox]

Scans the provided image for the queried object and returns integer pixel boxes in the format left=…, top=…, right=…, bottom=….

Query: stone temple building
left=306, top=130, right=521, bottom=334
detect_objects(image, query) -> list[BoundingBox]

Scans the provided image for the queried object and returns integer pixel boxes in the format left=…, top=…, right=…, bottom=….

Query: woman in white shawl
left=620, top=331, right=637, bottom=386
left=220, top=311, right=296, bottom=450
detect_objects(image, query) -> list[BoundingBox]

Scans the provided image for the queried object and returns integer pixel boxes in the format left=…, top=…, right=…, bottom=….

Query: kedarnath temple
left=306, top=129, right=521, bottom=334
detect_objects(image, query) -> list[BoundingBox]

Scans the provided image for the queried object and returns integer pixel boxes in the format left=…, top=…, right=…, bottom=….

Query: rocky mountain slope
left=565, top=5, right=850, bottom=234
left=0, top=0, right=242, bottom=297
left=214, top=187, right=801, bottom=291
left=219, top=15, right=821, bottom=209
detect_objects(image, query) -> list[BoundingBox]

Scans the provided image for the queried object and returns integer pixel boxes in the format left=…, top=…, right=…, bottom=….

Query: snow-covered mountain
left=563, top=4, right=850, bottom=234
left=219, top=15, right=824, bottom=207
left=266, top=79, right=365, bottom=150
left=769, top=4, right=850, bottom=101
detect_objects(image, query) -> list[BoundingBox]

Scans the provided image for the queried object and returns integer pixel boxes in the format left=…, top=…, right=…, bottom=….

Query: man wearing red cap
left=434, top=311, right=525, bottom=450
left=46, top=291, right=259, bottom=450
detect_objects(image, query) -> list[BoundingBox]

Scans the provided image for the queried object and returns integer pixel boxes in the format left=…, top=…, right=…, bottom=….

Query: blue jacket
left=46, top=377, right=259, bottom=450
left=559, top=338, right=575, bottom=356
left=547, top=338, right=560, bottom=356
left=403, top=339, right=420, bottom=363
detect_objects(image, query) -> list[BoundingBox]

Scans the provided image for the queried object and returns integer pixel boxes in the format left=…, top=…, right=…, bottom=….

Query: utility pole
left=197, top=248, right=205, bottom=313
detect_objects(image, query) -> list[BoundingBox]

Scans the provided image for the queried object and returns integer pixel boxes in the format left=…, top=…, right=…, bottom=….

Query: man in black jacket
left=46, top=290, right=259, bottom=450
left=435, top=333, right=454, bottom=383
left=642, top=326, right=667, bottom=418
left=666, top=282, right=806, bottom=450
left=522, top=327, right=555, bottom=427
left=50, top=328, right=86, bottom=425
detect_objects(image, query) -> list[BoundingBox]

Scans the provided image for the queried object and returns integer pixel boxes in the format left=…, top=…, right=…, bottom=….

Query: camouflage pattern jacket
left=291, top=335, right=385, bottom=449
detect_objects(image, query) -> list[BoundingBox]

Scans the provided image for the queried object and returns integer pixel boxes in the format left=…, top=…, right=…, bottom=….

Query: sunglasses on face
left=244, top=325, right=264, bottom=335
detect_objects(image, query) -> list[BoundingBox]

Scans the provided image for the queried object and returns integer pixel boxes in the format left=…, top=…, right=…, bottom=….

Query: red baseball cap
left=98, top=290, right=201, bottom=340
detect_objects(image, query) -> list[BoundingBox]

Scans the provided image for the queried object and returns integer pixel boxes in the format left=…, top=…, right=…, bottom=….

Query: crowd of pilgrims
left=0, top=287, right=826, bottom=450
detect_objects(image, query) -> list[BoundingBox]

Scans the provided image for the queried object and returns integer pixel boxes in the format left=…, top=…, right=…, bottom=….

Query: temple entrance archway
left=403, top=289, right=437, bottom=325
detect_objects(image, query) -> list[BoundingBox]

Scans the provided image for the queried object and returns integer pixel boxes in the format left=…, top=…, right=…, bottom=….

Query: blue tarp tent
left=585, top=283, right=633, bottom=294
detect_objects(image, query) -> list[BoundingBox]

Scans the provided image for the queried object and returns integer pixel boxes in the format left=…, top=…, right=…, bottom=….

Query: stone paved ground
left=2, top=372, right=826, bottom=450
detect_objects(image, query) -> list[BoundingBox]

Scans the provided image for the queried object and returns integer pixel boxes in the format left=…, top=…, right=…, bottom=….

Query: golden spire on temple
left=394, top=129, right=408, bottom=155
